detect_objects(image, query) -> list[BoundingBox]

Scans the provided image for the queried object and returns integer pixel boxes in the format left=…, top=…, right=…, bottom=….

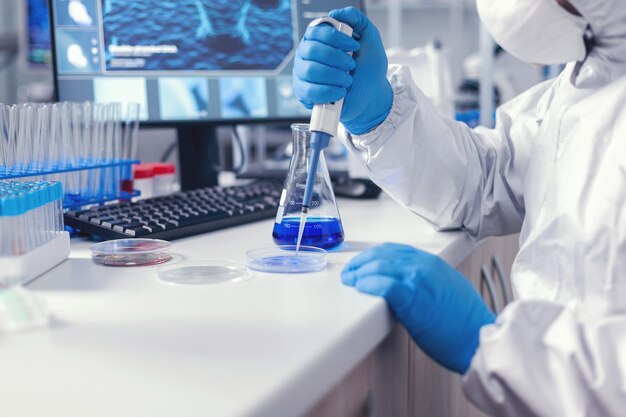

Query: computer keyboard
left=64, top=180, right=283, bottom=241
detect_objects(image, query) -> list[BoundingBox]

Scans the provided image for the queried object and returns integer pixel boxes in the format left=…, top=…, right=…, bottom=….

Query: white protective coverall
left=340, top=1, right=626, bottom=415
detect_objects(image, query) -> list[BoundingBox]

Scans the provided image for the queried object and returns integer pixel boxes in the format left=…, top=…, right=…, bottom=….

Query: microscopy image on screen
left=101, top=0, right=295, bottom=72
left=93, top=77, right=150, bottom=120
left=158, top=78, right=210, bottom=120
left=275, top=77, right=310, bottom=117
left=54, top=0, right=98, bottom=27
left=219, top=77, right=268, bottom=118
left=55, top=29, right=101, bottom=74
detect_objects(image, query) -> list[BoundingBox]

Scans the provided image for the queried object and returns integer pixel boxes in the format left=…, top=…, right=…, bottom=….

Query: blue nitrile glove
left=341, top=243, right=496, bottom=374
left=293, top=7, right=393, bottom=135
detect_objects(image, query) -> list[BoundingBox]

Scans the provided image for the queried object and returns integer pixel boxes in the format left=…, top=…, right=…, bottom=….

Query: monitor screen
left=28, top=0, right=53, bottom=66
left=49, top=0, right=364, bottom=124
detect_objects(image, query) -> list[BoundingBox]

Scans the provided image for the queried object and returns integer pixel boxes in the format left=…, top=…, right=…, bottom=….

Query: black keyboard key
left=165, top=219, right=179, bottom=228
left=123, top=221, right=145, bottom=230
left=124, top=227, right=150, bottom=237
left=147, top=222, right=167, bottom=231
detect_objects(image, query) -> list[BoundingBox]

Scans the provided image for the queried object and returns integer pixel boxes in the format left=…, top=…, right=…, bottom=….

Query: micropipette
left=296, top=16, right=354, bottom=253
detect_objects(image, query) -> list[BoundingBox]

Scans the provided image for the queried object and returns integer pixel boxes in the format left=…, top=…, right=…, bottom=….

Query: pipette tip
left=295, top=207, right=309, bottom=255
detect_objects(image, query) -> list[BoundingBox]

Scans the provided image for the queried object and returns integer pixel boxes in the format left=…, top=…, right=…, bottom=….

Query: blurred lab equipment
left=0, top=181, right=69, bottom=287
left=0, top=33, right=19, bottom=72
left=149, top=163, right=177, bottom=197
left=273, top=124, right=344, bottom=250
left=466, top=49, right=544, bottom=104
left=0, top=102, right=141, bottom=210
left=132, top=164, right=155, bottom=200
left=387, top=40, right=455, bottom=118
left=131, top=162, right=176, bottom=200
left=456, top=47, right=544, bottom=122
left=332, top=176, right=382, bottom=200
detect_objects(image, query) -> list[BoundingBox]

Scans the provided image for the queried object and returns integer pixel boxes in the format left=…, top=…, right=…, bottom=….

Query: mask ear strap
left=570, top=25, right=594, bottom=85
left=582, top=25, right=595, bottom=57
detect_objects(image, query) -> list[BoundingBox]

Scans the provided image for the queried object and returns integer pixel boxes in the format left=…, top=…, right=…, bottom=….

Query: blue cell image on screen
left=55, top=30, right=102, bottom=74
left=158, top=78, right=210, bottom=120
left=102, top=0, right=295, bottom=72
left=276, top=78, right=310, bottom=117
left=27, top=0, right=52, bottom=65
left=94, top=77, right=150, bottom=120
left=54, top=0, right=98, bottom=27
left=219, top=77, right=268, bottom=118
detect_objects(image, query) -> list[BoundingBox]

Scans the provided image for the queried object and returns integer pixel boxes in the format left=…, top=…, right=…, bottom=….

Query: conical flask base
left=273, top=215, right=344, bottom=249
left=272, top=124, right=345, bottom=250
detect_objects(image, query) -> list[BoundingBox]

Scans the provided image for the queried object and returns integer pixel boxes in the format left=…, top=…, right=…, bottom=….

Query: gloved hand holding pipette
left=293, top=7, right=393, bottom=135
left=294, top=10, right=395, bottom=252
left=294, top=16, right=354, bottom=252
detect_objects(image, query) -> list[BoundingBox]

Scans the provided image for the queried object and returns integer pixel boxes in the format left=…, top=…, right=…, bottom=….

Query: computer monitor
left=48, top=0, right=364, bottom=188
left=27, top=0, right=52, bottom=66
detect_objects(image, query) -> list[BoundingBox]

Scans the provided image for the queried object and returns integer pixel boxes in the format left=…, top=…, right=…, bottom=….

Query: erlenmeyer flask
left=273, top=124, right=344, bottom=249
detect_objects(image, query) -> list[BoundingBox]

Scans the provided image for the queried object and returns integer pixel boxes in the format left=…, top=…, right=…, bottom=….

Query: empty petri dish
left=90, top=239, right=172, bottom=267
left=246, top=245, right=328, bottom=274
left=158, top=260, right=251, bottom=285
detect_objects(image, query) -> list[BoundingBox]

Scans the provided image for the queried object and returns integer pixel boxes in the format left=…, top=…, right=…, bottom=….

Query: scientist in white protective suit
left=293, top=0, right=626, bottom=415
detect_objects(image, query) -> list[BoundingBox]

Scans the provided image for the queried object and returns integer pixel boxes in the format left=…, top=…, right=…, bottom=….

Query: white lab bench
left=0, top=195, right=517, bottom=417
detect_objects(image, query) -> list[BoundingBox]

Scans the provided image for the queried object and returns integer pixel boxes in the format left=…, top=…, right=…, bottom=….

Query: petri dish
left=90, top=239, right=172, bottom=267
left=158, top=260, right=251, bottom=285
left=246, top=245, right=328, bottom=274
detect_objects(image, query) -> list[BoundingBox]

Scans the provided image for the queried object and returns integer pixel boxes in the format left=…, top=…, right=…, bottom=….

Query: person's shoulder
left=569, top=73, right=626, bottom=128
left=495, top=77, right=556, bottom=125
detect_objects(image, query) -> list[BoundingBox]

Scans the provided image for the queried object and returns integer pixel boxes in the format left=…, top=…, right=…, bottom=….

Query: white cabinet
left=304, top=325, right=410, bottom=417
left=408, top=234, right=518, bottom=417
left=304, top=234, right=519, bottom=417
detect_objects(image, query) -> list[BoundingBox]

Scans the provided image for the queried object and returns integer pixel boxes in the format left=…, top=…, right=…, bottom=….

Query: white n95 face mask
left=476, top=0, right=588, bottom=65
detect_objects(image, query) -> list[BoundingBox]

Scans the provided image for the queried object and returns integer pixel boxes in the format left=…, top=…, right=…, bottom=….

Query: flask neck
left=291, top=124, right=312, bottom=153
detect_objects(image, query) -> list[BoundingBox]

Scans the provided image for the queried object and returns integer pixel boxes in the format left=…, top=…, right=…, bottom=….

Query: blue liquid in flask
left=273, top=216, right=344, bottom=250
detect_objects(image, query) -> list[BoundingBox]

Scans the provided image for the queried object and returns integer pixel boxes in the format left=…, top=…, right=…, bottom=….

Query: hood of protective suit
left=567, top=0, right=626, bottom=87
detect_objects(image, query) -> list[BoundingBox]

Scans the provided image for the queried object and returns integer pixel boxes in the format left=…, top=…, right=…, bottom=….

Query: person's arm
left=464, top=301, right=626, bottom=417
left=294, top=6, right=552, bottom=239
left=341, top=65, right=552, bottom=240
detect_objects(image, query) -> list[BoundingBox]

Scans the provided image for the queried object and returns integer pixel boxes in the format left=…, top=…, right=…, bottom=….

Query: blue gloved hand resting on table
left=342, top=243, right=496, bottom=374
left=293, top=7, right=393, bottom=135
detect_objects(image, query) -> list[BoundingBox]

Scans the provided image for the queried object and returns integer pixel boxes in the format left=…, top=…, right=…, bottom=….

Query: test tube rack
left=0, top=101, right=143, bottom=212
left=1, top=233, right=70, bottom=287
left=0, top=181, right=70, bottom=287
left=0, top=159, right=140, bottom=211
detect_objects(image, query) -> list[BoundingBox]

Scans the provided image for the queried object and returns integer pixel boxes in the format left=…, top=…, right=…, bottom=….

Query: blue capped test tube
left=0, top=181, right=64, bottom=257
